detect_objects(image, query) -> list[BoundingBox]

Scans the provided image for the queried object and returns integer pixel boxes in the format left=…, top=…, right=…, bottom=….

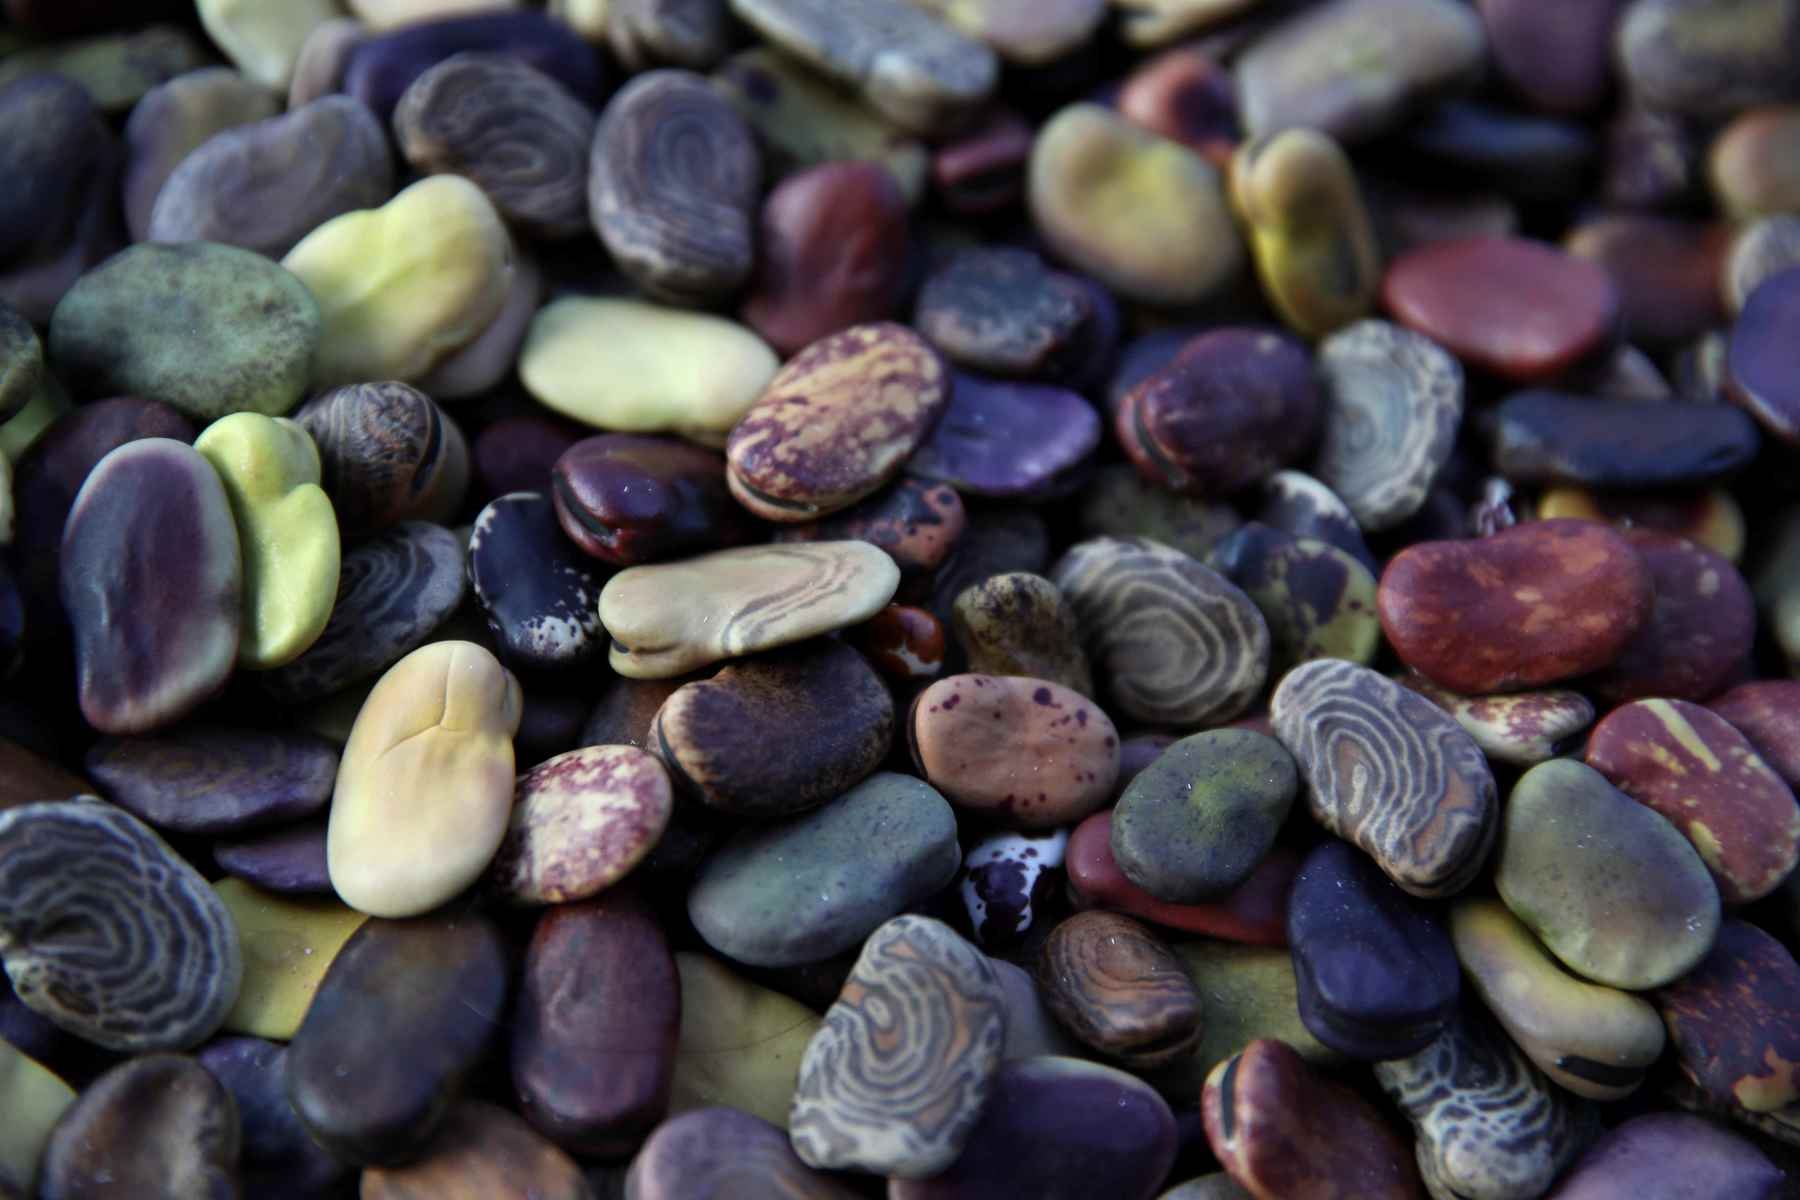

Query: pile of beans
left=0, top=0, right=1798, bottom=1196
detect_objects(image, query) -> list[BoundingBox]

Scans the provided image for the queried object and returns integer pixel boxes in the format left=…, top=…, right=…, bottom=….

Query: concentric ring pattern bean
left=7, top=1, right=1800, bottom=1194
left=0, top=799, right=243, bottom=1052
left=1052, top=536, right=1269, bottom=727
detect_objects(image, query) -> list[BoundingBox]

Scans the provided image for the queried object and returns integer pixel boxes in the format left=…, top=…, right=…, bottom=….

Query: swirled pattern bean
left=294, top=381, right=469, bottom=537
left=789, top=915, right=1006, bottom=1178
left=1271, top=658, right=1497, bottom=897
left=1314, top=319, right=1463, bottom=533
left=1036, top=911, right=1202, bottom=1067
left=601, top=540, right=899, bottom=678
left=588, top=68, right=760, bottom=303
left=1050, top=536, right=1269, bottom=727
left=259, top=521, right=467, bottom=704
left=395, top=53, right=596, bottom=240
left=0, top=798, right=243, bottom=1052
left=1374, top=1004, right=1598, bottom=1200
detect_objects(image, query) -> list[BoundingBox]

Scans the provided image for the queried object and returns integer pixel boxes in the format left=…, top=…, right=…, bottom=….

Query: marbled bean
left=1052, top=536, right=1269, bottom=728
left=396, top=53, right=595, bottom=240
left=1312, top=319, right=1463, bottom=533
left=1711, top=680, right=1800, bottom=789
left=589, top=69, right=759, bottom=303
left=727, top=323, right=949, bottom=522
left=1037, top=911, right=1201, bottom=1068
left=1654, top=918, right=1800, bottom=1113
left=789, top=915, right=1006, bottom=1177
left=1396, top=674, right=1593, bottom=766
left=1587, top=699, right=1800, bottom=905
left=1272, top=658, right=1497, bottom=898
left=488, top=745, right=671, bottom=905
left=0, top=798, right=242, bottom=1051
left=295, top=381, right=469, bottom=537
left=605, top=540, right=899, bottom=677
left=259, top=521, right=467, bottom=705
left=1374, top=1003, right=1597, bottom=1200
left=1207, top=523, right=1380, bottom=674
